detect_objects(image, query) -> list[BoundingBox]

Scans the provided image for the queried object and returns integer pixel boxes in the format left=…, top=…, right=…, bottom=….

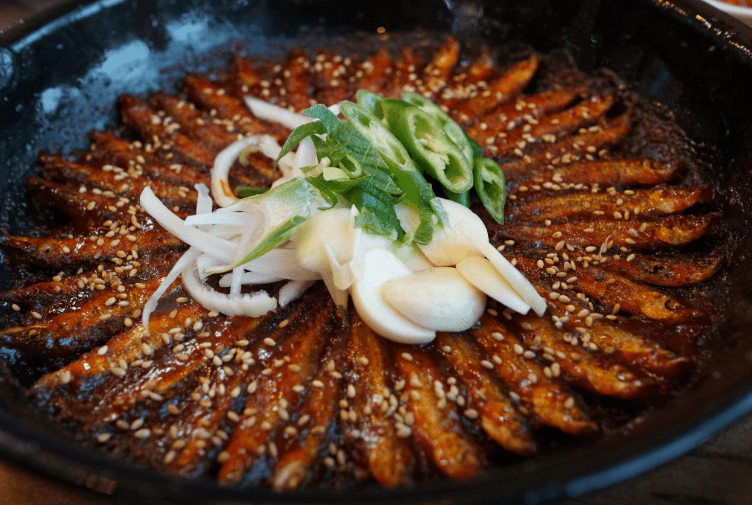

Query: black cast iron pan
left=1, top=0, right=752, bottom=503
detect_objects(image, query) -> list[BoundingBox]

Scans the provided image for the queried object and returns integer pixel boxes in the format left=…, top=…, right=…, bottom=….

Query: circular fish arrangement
left=0, top=35, right=725, bottom=490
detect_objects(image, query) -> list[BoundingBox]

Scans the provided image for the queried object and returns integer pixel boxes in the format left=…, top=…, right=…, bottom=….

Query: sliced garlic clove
left=454, top=221, right=547, bottom=316
left=394, top=199, right=486, bottom=266
left=399, top=245, right=435, bottom=272
left=382, top=267, right=486, bottom=332
left=350, top=248, right=435, bottom=344
left=456, top=256, right=531, bottom=315
left=294, top=208, right=355, bottom=273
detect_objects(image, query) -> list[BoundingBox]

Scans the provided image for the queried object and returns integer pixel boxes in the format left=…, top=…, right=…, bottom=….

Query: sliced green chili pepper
left=337, top=153, right=364, bottom=179
left=401, top=91, right=474, bottom=164
left=446, top=189, right=470, bottom=207
left=466, top=134, right=483, bottom=159
left=355, top=89, right=385, bottom=119
left=340, top=100, right=439, bottom=244
left=473, top=156, right=507, bottom=224
left=340, top=101, right=417, bottom=178
left=381, top=98, right=474, bottom=194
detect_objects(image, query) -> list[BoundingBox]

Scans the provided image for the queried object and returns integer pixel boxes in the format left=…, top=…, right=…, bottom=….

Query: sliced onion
left=195, top=183, right=213, bottom=217
left=184, top=211, right=255, bottom=228
left=212, top=136, right=262, bottom=207
left=211, top=135, right=288, bottom=208
left=244, top=96, right=313, bottom=130
left=193, top=182, right=214, bottom=215
left=278, top=280, right=316, bottom=307
left=142, top=247, right=200, bottom=331
left=182, top=263, right=277, bottom=317
left=196, top=253, right=226, bottom=281
left=206, top=249, right=319, bottom=282
left=242, top=249, right=320, bottom=281
left=230, top=265, right=244, bottom=295
left=140, top=187, right=237, bottom=263
left=219, top=271, right=286, bottom=286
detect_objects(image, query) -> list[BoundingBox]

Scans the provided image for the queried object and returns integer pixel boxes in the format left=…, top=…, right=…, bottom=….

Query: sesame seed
left=463, top=409, right=479, bottom=419
left=395, top=423, right=412, bottom=438
left=296, top=414, right=311, bottom=427
left=551, top=362, right=561, bottom=377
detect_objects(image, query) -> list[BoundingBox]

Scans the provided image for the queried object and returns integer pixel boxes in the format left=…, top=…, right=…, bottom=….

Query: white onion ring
left=278, top=280, right=316, bottom=307
left=182, top=263, right=277, bottom=317
left=244, top=96, right=313, bottom=130
left=219, top=272, right=286, bottom=286
left=184, top=211, right=254, bottom=228
left=211, top=135, right=279, bottom=208
left=141, top=248, right=201, bottom=331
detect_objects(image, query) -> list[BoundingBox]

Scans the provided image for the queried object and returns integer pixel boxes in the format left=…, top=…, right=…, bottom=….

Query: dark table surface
left=2, top=1, right=752, bottom=504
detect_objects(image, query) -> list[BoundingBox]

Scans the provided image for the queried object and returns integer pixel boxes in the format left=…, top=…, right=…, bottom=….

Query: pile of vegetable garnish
left=140, top=90, right=546, bottom=344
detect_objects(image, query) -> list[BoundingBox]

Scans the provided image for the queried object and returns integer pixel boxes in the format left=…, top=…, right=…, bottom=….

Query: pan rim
left=1, top=0, right=752, bottom=503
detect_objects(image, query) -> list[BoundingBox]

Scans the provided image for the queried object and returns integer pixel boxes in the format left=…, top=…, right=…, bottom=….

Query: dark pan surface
left=1, top=0, right=752, bottom=503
